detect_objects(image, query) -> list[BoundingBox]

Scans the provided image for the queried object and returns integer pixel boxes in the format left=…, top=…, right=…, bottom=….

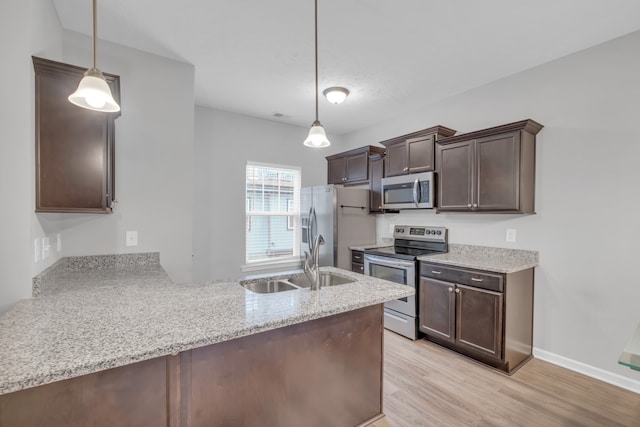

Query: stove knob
left=436, top=230, right=442, bottom=235
left=428, top=230, right=433, bottom=235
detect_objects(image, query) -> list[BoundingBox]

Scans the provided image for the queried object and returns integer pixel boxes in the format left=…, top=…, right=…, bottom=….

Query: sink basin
left=241, top=279, right=298, bottom=294
left=240, top=271, right=356, bottom=293
left=287, top=272, right=356, bottom=288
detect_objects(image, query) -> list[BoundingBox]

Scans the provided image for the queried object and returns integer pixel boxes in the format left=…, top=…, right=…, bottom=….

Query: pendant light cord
left=92, top=0, right=97, bottom=69
left=314, top=0, right=319, bottom=123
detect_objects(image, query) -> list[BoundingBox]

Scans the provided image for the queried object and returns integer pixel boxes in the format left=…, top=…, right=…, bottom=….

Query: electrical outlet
left=34, top=239, right=40, bottom=263
left=42, top=237, right=50, bottom=260
left=126, top=231, right=138, bottom=247
left=506, top=229, right=517, bottom=243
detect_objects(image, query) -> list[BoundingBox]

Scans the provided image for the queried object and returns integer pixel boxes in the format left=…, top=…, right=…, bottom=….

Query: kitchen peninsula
left=0, top=253, right=413, bottom=427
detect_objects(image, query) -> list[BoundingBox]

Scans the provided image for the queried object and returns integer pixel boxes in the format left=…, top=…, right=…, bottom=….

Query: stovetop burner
left=364, top=225, right=448, bottom=260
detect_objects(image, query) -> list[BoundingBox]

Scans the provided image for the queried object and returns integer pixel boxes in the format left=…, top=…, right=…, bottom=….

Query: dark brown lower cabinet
left=420, top=262, right=533, bottom=374
left=352, top=249, right=365, bottom=273
left=0, top=305, right=384, bottom=427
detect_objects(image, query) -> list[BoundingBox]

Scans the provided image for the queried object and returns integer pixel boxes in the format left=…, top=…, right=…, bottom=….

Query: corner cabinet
left=419, top=262, right=534, bottom=374
left=326, top=146, right=385, bottom=185
left=380, top=125, right=456, bottom=177
left=435, top=119, right=542, bottom=213
left=33, top=56, right=121, bottom=214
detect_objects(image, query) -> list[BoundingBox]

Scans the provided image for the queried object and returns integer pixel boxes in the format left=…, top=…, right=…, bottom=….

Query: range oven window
left=369, top=264, right=409, bottom=302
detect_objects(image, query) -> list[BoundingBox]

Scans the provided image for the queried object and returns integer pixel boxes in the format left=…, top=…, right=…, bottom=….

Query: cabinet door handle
left=472, top=203, right=478, bottom=208
left=403, top=167, right=408, bottom=172
left=431, top=270, right=442, bottom=275
left=471, top=277, right=484, bottom=282
left=467, top=204, right=472, bottom=208
left=448, top=287, right=453, bottom=293
left=455, top=289, right=460, bottom=294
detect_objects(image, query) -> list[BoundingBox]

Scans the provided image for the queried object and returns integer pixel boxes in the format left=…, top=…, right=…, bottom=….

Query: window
left=245, top=162, right=301, bottom=264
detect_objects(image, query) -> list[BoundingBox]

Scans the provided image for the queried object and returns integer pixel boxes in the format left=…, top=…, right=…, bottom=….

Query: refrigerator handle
left=307, top=206, right=315, bottom=253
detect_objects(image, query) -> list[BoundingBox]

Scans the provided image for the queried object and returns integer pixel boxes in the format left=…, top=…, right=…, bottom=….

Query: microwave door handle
left=413, top=178, right=420, bottom=207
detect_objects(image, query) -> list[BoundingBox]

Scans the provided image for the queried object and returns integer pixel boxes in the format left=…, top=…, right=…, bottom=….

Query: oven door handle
left=364, top=255, right=415, bottom=269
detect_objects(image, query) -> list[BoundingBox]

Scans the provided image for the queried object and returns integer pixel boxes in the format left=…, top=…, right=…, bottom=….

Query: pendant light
left=303, top=0, right=330, bottom=148
left=68, top=0, right=120, bottom=113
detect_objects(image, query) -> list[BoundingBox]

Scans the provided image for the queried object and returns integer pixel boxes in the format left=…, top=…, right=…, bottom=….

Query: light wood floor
left=370, top=330, right=640, bottom=427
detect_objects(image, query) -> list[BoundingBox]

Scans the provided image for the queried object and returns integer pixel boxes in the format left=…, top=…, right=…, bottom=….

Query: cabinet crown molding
left=379, top=125, right=457, bottom=147
left=436, top=119, right=543, bottom=145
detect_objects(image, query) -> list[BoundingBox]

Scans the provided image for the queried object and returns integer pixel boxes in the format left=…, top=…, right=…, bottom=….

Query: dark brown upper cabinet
left=326, top=146, right=385, bottom=185
left=368, top=152, right=384, bottom=213
left=33, top=56, right=121, bottom=214
left=435, top=119, right=543, bottom=213
left=380, top=126, right=456, bottom=177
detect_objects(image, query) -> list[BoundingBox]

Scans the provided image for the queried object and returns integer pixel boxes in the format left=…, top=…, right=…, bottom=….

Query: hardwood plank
left=381, top=330, right=640, bottom=427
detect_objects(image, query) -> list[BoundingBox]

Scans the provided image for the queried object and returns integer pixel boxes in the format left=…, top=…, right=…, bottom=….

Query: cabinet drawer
left=420, top=262, right=503, bottom=292
left=351, top=251, right=364, bottom=263
left=352, top=262, right=364, bottom=274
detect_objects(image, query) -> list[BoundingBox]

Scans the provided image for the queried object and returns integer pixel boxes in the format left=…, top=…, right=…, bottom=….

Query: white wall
left=192, top=107, right=340, bottom=282
left=0, top=0, right=63, bottom=314
left=343, top=31, right=640, bottom=387
left=31, top=31, right=196, bottom=283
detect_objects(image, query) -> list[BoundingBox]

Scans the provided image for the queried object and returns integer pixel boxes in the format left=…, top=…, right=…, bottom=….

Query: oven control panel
left=393, top=225, right=447, bottom=242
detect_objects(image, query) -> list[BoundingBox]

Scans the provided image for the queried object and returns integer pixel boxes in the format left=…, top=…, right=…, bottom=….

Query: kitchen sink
left=287, top=272, right=356, bottom=288
left=240, top=271, right=356, bottom=293
left=241, top=279, right=298, bottom=294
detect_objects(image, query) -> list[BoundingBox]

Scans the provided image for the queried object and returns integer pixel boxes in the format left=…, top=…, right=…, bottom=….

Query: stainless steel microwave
left=381, top=171, right=434, bottom=209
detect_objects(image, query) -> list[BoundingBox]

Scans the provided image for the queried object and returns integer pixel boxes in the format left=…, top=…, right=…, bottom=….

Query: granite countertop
left=419, top=244, right=539, bottom=273
left=0, top=254, right=413, bottom=396
left=349, top=244, right=389, bottom=251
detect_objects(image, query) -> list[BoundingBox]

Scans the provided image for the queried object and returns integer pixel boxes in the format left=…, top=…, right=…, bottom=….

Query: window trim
left=245, top=161, right=301, bottom=268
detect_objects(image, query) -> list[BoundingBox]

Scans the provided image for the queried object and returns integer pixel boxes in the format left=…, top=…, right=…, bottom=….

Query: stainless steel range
left=364, top=225, right=448, bottom=340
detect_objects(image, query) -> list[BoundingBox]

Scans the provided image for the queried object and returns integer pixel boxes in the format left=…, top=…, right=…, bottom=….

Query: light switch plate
left=506, top=229, right=517, bottom=242
left=56, top=233, right=62, bottom=252
left=126, top=231, right=138, bottom=247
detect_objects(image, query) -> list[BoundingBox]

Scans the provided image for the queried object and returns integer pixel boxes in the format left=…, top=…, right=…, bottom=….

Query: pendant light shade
left=69, top=0, right=120, bottom=113
left=304, top=120, right=331, bottom=148
left=304, top=0, right=330, bottom=148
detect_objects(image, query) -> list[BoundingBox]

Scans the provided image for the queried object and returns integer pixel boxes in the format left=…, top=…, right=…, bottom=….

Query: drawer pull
left=471, top=277, right=484, bottom=282
left=431, top=270, right=442, bottom=275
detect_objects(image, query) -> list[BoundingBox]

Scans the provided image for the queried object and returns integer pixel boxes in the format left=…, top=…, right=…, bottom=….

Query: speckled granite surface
left=349, top=244, right=388, bottom=251
left=32, top=253, right=161, bottom=297
left=418, top=244, right=539, bottom=273
left=0, top=262, right=413, bottom=396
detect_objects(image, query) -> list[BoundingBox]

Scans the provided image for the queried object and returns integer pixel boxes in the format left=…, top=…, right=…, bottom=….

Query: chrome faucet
left=304, top=234, right=325, bottom=290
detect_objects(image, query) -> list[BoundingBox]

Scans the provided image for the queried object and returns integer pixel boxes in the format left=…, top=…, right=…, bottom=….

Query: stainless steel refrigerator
left=300, top=185, right=376, bottom=270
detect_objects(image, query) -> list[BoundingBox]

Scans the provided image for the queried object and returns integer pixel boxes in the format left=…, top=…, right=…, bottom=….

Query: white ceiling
left=52, top=0, right=640, bottom=135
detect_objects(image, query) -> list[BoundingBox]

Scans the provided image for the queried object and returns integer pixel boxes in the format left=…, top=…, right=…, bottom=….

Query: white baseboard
left=533, top=347, right=640, bottom=394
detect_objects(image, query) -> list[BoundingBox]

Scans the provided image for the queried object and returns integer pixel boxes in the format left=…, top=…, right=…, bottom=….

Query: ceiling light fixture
left=323, top=87, right=349, bottom=104
left=303, top=0, right=330, bottom=148
left=68, top=0, right=120, bottom=113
